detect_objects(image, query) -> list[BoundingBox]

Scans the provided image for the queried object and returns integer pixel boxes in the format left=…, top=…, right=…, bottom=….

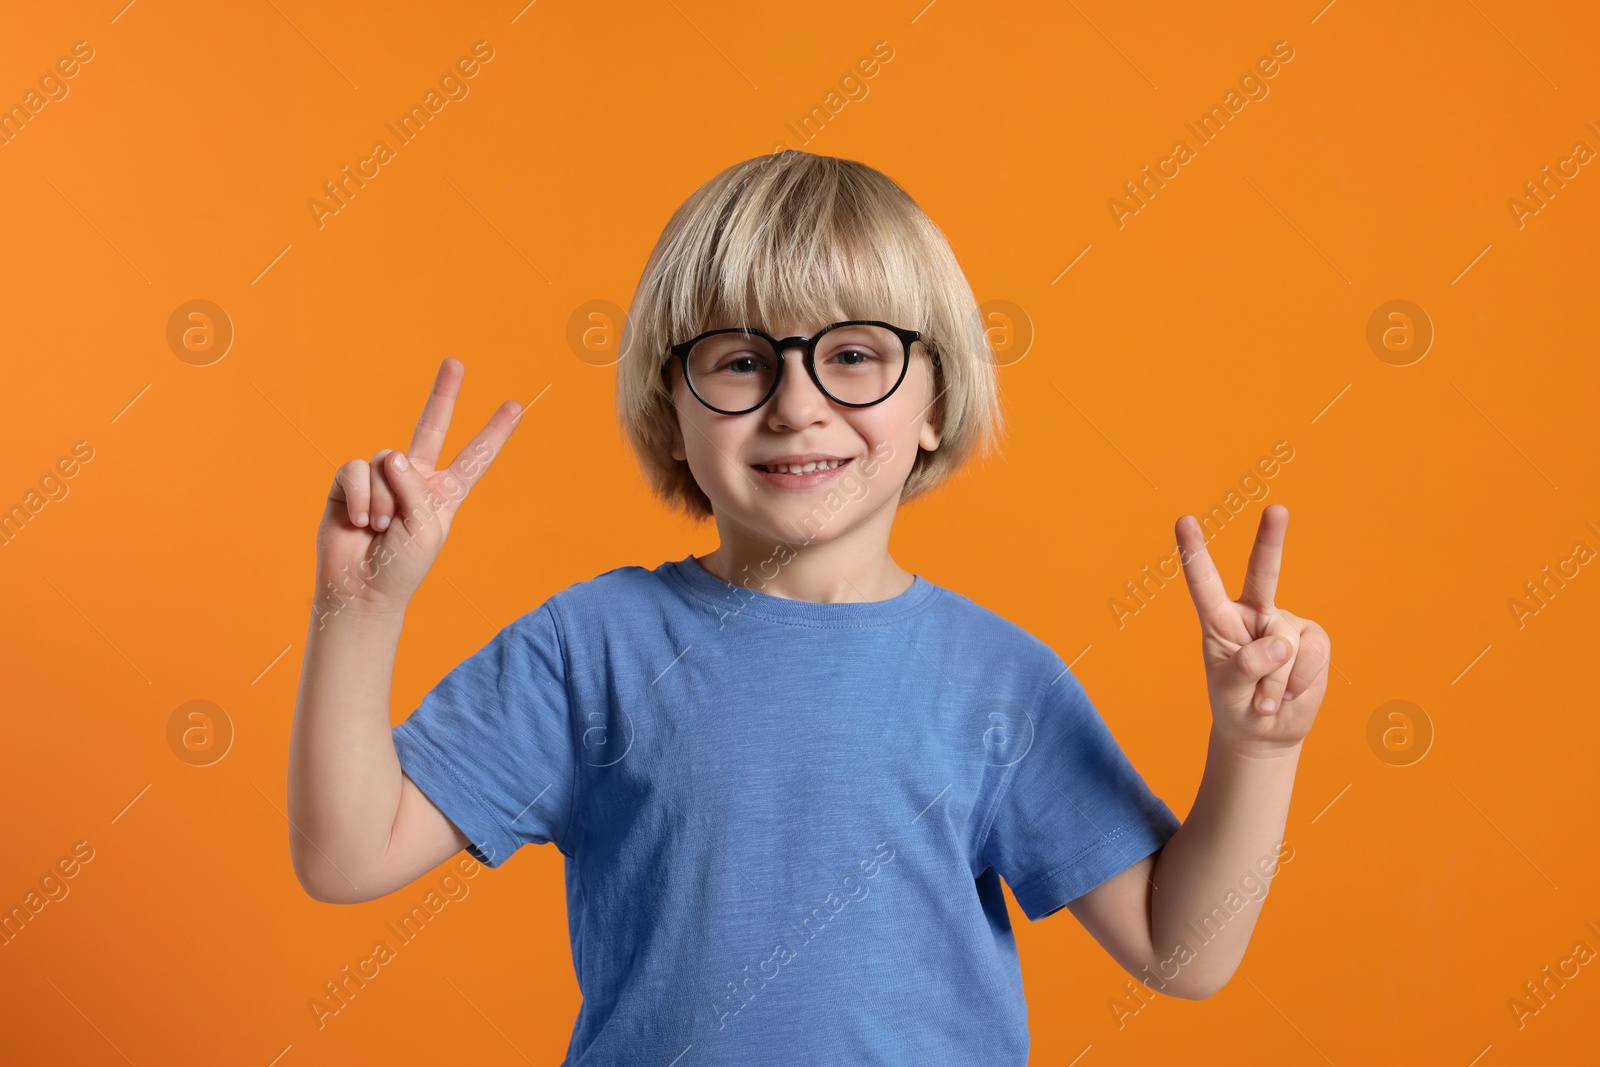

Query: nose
left=766, top=346, right=829, bottom=427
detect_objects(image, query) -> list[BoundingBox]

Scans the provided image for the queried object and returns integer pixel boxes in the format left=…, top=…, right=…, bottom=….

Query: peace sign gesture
left=315, top=358, right=523, bottom=621
left=1176, top=504, right=1332, bottom=758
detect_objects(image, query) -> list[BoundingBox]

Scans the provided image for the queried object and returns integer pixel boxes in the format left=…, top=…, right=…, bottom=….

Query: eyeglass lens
left=685, top=325, right=905, bottom=411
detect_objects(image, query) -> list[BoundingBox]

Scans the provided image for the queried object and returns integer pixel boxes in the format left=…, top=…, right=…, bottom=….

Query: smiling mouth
left=753, top=458, right=850, bottom=475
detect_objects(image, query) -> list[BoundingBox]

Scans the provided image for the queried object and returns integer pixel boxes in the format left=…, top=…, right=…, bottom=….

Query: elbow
left=297, top=881, right=338, bottom=905
left=291, top=858, right=336, bottom=904
left=1164, top=970, right=1234, bottom=1001
left=294, top=872, right=342, bottom=905
left=291, top=845, right=362, bottom=906
left=295, top=872, right=363, bottom=906
left=1133, top=952, right=1234, bottom=1000
left=1170, top=982, right=1222, bottom=1002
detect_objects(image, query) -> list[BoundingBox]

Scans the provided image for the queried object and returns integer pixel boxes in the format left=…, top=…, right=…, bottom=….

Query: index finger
left=408, top=358, right=465, bottom=468
left=1175, top=514, right=1233, bottom=622
left=435, top=398, right=525, bottom=510
left=1239, top=504, right=1288, bottom=611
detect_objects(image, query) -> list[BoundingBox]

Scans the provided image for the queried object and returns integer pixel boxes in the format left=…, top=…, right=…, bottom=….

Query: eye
left=716, top=353, right=770, bottom=374
left=828, top=348, right=885, bottom=365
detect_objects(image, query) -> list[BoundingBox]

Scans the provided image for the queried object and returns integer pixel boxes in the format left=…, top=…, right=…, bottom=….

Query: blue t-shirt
left=391, top=555, right=1182, bottom=1065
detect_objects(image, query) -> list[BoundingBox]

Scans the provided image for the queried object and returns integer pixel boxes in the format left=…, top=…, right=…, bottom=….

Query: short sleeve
left=390, top=601, right=576, bottom=868
left=981, top=665, right=1182, bottom=921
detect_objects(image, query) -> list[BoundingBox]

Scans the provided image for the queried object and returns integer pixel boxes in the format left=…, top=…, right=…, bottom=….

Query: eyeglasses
left=664, top=320, right=933, bottom=416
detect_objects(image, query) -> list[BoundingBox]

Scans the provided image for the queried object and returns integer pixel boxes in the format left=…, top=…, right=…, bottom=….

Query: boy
left=288, top=150, right=1331, bottom=1064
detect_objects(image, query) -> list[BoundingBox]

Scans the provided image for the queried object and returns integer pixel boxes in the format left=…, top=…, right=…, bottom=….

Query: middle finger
left=408, top=359, right=464, bottom=470
left=1240, top=504, right=1288, bottom=613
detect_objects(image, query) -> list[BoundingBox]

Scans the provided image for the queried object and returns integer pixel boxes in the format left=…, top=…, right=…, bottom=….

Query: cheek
left=669, top=387, right=710, bottom=458
left=870, top=396, right=929, bottom=451
left=678, top=412, right=745, bottom=476
left=846, top=418, right=914, bottom=481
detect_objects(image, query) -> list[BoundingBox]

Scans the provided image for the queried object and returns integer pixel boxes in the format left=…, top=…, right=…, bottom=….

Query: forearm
left=286, top=594, right=408, bottom=903
left=1146, top=728, right=1301, bottom=998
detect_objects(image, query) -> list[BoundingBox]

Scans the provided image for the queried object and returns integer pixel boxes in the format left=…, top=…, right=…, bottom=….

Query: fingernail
left=1269, top=637, right=1292, bottom=661
left=374, top=515, right=390, bottom=531
left=354, top=511, right=368, bottom=526
left=393, top=452, right=409, bottom=471
left=1261, top=697, right=1278, bottom=712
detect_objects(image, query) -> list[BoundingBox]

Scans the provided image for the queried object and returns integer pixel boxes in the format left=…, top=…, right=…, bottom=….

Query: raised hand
left=1175, top=504, right=1332, bottom=757
left=314, top=358, right=522, bottom=623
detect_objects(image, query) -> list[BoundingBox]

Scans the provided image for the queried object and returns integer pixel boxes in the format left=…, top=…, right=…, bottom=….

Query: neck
left=698, top=509, right=913, bottom=604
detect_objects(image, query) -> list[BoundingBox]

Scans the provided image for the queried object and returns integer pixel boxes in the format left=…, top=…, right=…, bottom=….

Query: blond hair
left=615, top=150, right=1004, bottom=521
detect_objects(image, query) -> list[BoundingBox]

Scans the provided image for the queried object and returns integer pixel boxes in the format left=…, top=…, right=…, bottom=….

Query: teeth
left=762, top=459, right=843, bottom=474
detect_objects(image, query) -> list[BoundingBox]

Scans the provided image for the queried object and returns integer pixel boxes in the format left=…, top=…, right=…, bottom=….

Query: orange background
left=3, top=1, right=1597, bottom=1063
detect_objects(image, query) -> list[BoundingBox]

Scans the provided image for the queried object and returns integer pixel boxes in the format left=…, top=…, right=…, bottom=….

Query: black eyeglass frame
left=664, top=319, right=935, bottom=416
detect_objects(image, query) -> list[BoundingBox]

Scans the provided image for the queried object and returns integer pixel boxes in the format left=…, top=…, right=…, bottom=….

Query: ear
left=668, top=408, right=687, bottom=461
left=918, top=374, right=943, bottom=452
left=664, top=369, right=689, bottom=461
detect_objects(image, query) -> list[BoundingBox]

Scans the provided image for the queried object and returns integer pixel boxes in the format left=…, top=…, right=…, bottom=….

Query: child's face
left=668, top=319, right=943, bottom=547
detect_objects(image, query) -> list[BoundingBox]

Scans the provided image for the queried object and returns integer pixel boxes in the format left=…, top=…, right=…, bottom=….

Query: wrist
left=308, top=578, right=407, bottom=634
left=1208, top=726, right=1305, bottom=763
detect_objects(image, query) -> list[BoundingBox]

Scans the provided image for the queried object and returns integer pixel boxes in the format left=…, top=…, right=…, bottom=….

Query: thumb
left=1215, top=634, right=1294, bottom=705
left=383, top=451, right=443, bottom=542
